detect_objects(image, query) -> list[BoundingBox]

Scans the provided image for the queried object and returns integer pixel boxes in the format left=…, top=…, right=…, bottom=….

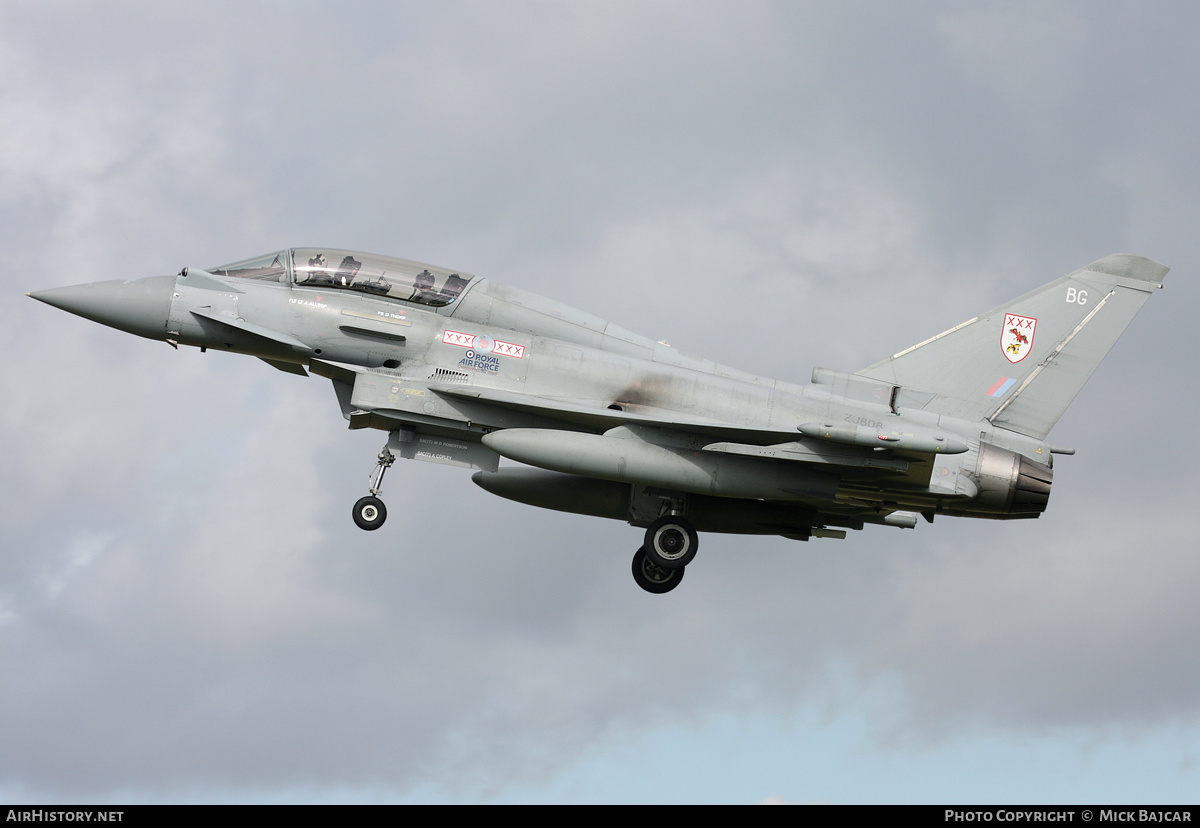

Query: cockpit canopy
left=206, top=248, right=475, bottom=308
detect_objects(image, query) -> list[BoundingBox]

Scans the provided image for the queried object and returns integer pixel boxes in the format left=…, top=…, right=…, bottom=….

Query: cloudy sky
left=3, top=1, right=1199, bottom=804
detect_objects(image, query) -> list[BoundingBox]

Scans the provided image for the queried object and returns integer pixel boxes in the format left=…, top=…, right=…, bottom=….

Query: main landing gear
left=353, top=445, right=395, bottom=531
left=632, top=547, right=685, bottom=593
left=631, top=514, right=698, bottom=594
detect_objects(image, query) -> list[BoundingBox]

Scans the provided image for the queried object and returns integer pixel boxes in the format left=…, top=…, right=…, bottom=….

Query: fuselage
left=30, top=247, right=1171, bottom=593
left=30, top=248, right=1055, bottom=525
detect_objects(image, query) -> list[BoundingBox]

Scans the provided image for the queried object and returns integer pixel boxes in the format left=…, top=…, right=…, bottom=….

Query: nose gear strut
left=353, top=445, right=394, bottom=531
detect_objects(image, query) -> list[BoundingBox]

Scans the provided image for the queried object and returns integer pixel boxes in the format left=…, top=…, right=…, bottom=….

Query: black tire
left=632, top=547, right=685, bottom=594
left=353, top=495, right=387, bottom=531
left=643, top=515, right=698, bottom=569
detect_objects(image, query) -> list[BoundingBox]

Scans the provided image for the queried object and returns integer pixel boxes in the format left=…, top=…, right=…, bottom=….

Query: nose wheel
left=353, top=496, right=387, bottom=530
left=353, top=445, right=395, bottom=531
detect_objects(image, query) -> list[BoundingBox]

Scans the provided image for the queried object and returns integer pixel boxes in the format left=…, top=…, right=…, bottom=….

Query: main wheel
left=632, top=547, right=685, bottom=594
left=643, top=515, right=698, bottom=569
left=353, top=495, right=387, bottom=531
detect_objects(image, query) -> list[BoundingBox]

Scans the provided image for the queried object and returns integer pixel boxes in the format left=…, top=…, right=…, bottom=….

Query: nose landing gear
left=353, top=495, right=387, bottom=530
left=353, top=445, right=394, bottom=531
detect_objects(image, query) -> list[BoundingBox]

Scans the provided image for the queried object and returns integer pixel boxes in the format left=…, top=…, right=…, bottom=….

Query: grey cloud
left=3, top=1, right=1200, bottom=801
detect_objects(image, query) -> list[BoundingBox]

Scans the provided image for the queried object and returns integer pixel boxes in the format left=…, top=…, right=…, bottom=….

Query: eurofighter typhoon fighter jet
left=29, top=249, right=1168, bottom=593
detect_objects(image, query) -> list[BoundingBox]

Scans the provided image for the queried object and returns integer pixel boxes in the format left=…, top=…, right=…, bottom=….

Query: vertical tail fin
left=858, top=255, right=1169, bottom=439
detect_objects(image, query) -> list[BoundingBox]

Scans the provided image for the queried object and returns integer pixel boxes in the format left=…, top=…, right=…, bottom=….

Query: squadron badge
left=1001, top=313, right=1037, bottom=364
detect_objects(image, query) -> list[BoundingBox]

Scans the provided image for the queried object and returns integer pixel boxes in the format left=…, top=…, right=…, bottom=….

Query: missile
left=480, top=428, right=839, bottom=501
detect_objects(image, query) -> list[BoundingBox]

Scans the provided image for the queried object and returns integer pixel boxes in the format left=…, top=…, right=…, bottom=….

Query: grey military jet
left=29, top=249, right=1169, bottom=593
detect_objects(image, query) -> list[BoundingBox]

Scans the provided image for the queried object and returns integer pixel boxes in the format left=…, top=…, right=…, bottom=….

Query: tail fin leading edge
left=857, top=254, right=1169, bottom=440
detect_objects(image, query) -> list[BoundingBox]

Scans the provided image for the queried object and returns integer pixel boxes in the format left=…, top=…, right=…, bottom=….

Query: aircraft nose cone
left=28, top=274, right=177, bottom=340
